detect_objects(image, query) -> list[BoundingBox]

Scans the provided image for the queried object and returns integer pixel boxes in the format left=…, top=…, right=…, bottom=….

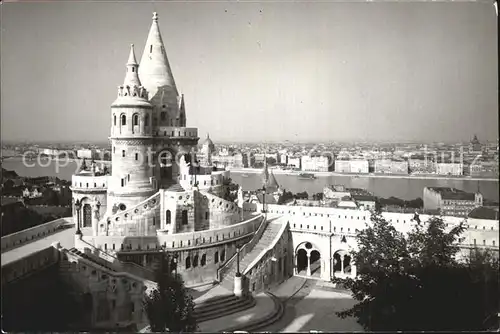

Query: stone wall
left=243, top=221, right=294, bottom=294
left=1, top=217, right=73, bottom=252
left=60, top=246, right=155, bottom=328
left=105, top=193, right=161, bottom=237
left=2, top=246, right=59, bottom=285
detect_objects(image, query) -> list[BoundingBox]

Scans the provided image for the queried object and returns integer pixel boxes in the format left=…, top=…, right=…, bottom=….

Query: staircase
left=193, top=293, right=255, bottom=323
left=68, top=248, right=117, bottom=272
left=221, top=221, right=283, bottom=290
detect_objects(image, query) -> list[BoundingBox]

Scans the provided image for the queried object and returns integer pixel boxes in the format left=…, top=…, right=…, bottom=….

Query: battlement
left=155, top=126, right=198, bottom=139
left=72, top=174, right=108, bottom=191
left=117, top=85, right=149, bottom=99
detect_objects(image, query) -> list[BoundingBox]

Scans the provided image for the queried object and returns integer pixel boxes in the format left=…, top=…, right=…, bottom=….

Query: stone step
left=195, top=295, right=255, bottom=323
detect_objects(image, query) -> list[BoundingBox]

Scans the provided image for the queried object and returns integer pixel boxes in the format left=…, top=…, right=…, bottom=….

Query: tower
left=139, top=12, right=199, bottom=187
left=108, top=44, right=155, bottom=214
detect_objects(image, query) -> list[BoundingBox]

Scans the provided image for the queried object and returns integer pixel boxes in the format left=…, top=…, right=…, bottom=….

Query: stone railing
left=2, top=246, right=59, bottom=285
left=217, top=214, right=267, bottom=282
left=243, top=218, right=289, bottom=276
left=87, top=213, right=264, bottom=253
left=1, top=217, right=74, bottom=252
left=105, top=192, right=161, bottom=227
left=75, top=238, right=156, bottom=281
left=60, top=245, right=157, bottom=292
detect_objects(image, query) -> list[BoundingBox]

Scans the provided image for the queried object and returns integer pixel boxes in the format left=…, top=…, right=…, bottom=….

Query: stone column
left=351, top=263, right=357, bottom=278
left=142, top=255, right=147, bottom=267
left=234, top=275, right=244, bottom=298
left=306, top=254, right=311, bottom=276
left=340, top=254, right=345, bottom=275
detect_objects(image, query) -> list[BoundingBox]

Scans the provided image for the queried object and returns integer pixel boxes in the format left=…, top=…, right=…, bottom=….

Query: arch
left=193, top=255, right=199, bottom=267
left=166, top=210, right=171, bottom=224
left=221, top=249, right=226, bottom=262
left=83, top=203, right=92, bottom=227
left=201, top=254, right=206, bottom=266
left=333, top=250, right=351, bottom=275
left=121, top=114, right=126, bottom=126
left=296, top=249, right=308, bottom=273
left=170, top=258, right=177, bottom=273
left=214, top=251, right=219, bottom=264
left=185, top=256, right=191, bottom=269
left=310, top=250, right=321, bottom=276
left=160, top=111, right=167, bottom=121
left=294, top=240, right=321, bottom=254
left=182, top=210, right=188, bottom=225
left=133, top=114, right=139, bottom=126
left=113, top=114, right=116, bottom=126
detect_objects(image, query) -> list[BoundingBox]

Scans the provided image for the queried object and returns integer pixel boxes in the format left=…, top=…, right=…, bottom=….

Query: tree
left=334, top=212, right=498, bottom=331
left=144, top=259, right=197, bottom=332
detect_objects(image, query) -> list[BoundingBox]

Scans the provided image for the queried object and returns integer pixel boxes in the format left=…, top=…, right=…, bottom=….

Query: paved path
left=1, top=228, right=76, bottom=266
left=197, top=292, right=275, bottom=332
left=262, top=278, right=363, bottom=332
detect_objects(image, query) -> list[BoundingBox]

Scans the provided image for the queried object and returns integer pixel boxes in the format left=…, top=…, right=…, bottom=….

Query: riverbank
left=229, top=168, right=499, bottom=182
left=2, top=156, right=111, bottom=164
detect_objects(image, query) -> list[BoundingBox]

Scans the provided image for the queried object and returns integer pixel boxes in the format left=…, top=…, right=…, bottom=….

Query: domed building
left=199, top=133, right=215, bottom=167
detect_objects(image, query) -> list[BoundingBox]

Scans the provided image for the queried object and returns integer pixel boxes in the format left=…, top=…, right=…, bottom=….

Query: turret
left=108, top=44, right=156, bottom=215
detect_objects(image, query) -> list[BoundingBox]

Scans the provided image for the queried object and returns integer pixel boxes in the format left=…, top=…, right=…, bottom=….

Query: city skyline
left=1, top=1, right=498, bottom=143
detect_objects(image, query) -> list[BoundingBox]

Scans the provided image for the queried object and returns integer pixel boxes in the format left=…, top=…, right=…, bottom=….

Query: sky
left=1, top=1, right=498, bottom=144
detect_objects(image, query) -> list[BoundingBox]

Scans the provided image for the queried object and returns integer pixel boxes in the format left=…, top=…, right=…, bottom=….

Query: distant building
left=409, top=158, right=436, bottom=174
left=287, top=157, right=301, bottom=169
left=469, top=134, right=482, bottom=153
left=301, top=156, right=329, bottom=172
left=374, top=159, right=408, bottom=174
left=469, top=161, right=499, bottom=178
left=77, top=149, right=99, bottom=160
left=334, top=160, right=369, bottom=173
left=423, top=187, right=483, bottom=217
left=436, top=163, right=463, bottom=176
left=323, top=185, right=375, bottom=210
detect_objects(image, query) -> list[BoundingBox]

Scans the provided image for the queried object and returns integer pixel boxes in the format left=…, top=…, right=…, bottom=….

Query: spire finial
left=127, top=44, right=138, bottom=65
left=153, top=12, right=158, bottom=21
left=207, top=133, right=210, bottom=139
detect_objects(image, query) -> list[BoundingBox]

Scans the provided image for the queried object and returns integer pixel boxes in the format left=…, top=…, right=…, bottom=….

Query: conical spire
left=139, top=12, right=178, bottom=98
left=123, top=44, right=141, bottom=87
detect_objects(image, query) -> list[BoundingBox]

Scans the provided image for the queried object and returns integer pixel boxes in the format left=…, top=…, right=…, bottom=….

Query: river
left=2, top=158, right=498, bottom=201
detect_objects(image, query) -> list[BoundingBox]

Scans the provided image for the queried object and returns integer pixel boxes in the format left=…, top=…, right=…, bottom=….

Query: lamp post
left=261, top=185, right=267, bottom=213
left=75, top=199, right=82, bottom=235
left=173, top=253, right=178, bottom=276
left=194, top=159, right=199, bottom=187
left=95, top=201, right=101, bottom=220
left=236, top=246, right=241, bottom=277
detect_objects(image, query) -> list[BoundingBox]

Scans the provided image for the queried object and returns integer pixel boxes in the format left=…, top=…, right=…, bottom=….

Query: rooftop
left=468, top=206, right=499, bottom=220
left=426, top=187, right=477, bottom=201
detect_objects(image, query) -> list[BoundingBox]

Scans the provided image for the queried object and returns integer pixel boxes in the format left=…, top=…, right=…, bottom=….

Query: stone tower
left=139, top=12, right=199, bottom=188
left=108, top=44, right=156, bottom=214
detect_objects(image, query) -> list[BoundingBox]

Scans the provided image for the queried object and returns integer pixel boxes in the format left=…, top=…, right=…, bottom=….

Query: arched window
left=133, top=114, right=139, bottom=126
left=145, top=114, right=149, bottom=126
left=166, top=210, right=171, bottom=224
left=182, top=210, right=188, bottom=225
left=161, top=112, right=166, bottom=121
left=185, top=257, right=191, bottom=269
left=113, top=114, right=116, bottom=125
left=121, top=114, right=126, bottom=126
left=201, top=254, right=206, bottom=266
left=193, top=255, right=199, bottom=267
left=221, top=250, right=226, bottom=262
left=214, top=251, right=219, bottom=264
